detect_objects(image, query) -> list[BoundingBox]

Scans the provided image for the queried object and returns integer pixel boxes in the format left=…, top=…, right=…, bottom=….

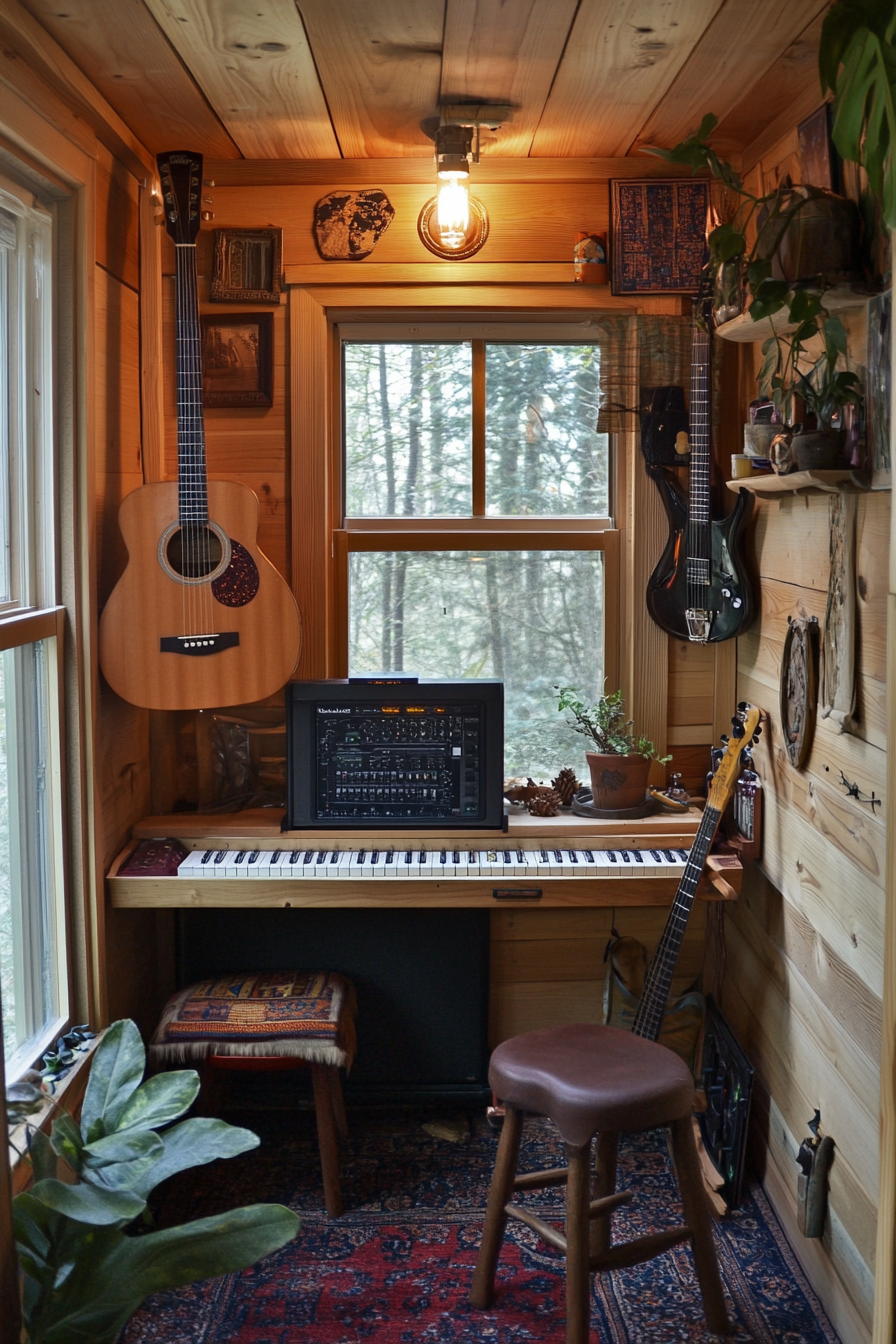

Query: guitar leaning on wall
left=645, top=292, right=754, bottom=644
left=99, top=151, right=302, bottom=711
left=631, top=702, right=762, bottom=1043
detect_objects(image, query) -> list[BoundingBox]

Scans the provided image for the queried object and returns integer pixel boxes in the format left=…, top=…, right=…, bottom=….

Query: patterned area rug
left=120, top=1107, right=841, bottom=1344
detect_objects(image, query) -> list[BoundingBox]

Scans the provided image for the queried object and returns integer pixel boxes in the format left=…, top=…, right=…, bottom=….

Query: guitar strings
left=177, top=242, right=213, bottom=640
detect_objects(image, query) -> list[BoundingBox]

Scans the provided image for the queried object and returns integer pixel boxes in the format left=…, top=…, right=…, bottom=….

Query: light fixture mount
left=418, top=104, right=509, bottom=260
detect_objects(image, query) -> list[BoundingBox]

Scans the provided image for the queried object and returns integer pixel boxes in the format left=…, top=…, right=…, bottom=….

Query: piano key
left=177, top=850, right=206, bottom=876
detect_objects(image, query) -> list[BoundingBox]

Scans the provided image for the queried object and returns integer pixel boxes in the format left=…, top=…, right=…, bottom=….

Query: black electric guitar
left=99, top=151, right=302, bottom=710
left=646, top=293, right=754, bottom=644
left=631, top=703, right=761, bottom=1042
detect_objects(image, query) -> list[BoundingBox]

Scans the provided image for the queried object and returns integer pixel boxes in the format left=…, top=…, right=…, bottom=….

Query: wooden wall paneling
left=0, top=0, right=153, bottom=176
left=711, top=11, right=827, bottom=161
left=668, top=639, right=715, bottom=726
left=94, top=143, right=138, bottom=288
left=529, top=0, right=723, bottom=157
left=201, top=158, right=701, bottom=188
left=18, top=0, right=238, bottom=159
left=290, top=288, right=330, bottom=676
left=303, top=284, right=684, bottom=316
left=632, top=1, right=830, bottom=154
left=440, top=0, right=578, bottom=158
left=711, top=640, right=738, bottom=744
left=139, top=175, right=165, bottom=484
left=142, top=0, right=337, bottom=160
left=298, top=0, right=442, bottom=158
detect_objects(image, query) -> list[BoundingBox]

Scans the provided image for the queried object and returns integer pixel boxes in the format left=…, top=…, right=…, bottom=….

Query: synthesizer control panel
left=315, top=703, right=482, bottom=821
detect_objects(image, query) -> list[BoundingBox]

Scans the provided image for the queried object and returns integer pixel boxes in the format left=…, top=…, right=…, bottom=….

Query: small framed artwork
left=798, top=105, right=839, bottom=193
left=210, top=227, right=282, bottom=303
left=866, top=291, right=891, bottom=487
left=610, top=178, right=709, bottom=295
left=201, top=313, right=273, bottom=408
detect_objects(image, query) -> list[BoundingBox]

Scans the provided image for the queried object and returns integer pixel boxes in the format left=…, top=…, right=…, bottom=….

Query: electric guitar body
left=646, top=289, right=754, bottom=645
left=98, top=150, right=301, bottom=711
left=646, top=468, right=753, bottom=643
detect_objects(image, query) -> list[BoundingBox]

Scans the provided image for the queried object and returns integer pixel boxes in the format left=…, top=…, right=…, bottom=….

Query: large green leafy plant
left=556, top=687, right=670, bottom=762
left=12, top=1019, right=300, bottom=1344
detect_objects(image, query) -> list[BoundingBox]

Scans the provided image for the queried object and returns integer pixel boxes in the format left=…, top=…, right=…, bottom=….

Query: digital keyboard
left=177, top=846, right=693, bottom=880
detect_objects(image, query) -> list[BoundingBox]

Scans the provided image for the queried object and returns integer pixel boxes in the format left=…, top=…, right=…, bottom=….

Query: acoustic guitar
left=631, top=703, right=761, bottom=1043
left=646, top=292, right=754, bottom=644
left=99, top=151, right=301, bottom=711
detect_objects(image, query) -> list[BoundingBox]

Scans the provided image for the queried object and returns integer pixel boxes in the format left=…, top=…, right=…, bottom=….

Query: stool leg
left=590, top=1130, right=618, bottom=1258
left=566, top=1142, right=593, bottom=1344
left=311, top=1064, right=343, bottom=1219
left=470, top=1101, right=523, bottom=1309
left=328, top=1066, right=348, bottom=1139
left=669, top=1116, right=729, bottom=1334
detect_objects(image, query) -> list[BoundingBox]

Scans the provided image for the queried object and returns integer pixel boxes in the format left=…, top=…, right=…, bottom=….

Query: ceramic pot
left=584, top=752, right=650, bottom=810
left=793, top=428, right=847, bottom=471
left=756, top=188, right=861, bottom=284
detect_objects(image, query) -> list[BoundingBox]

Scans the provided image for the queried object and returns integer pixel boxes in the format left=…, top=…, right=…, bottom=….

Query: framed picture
left=200, top=313, right=273, bottom=408
left=798, top=105, right=839, bottom=193
left=610, top=178, right=708, bottom=295
left=866, top=291, right=891, bottom=487
left=210, top=227, right=282, bottom=303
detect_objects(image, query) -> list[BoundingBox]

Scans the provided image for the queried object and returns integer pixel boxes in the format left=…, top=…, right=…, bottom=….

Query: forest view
left=344, top=342, right=609, bottom=779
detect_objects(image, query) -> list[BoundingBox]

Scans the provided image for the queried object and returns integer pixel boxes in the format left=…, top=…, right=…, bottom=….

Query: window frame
left=334, top=318, right=620, bottom=692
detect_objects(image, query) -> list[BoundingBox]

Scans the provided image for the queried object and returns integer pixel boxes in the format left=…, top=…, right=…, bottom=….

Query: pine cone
left=551, top=767, right=579, bottom=807
left=528, top=788, right=562, bottom=818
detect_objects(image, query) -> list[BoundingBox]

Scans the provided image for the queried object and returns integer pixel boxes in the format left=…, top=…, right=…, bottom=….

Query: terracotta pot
left=793, top=428, right=847, bottom=471
left=584, top=753, right=650, bottom=810
left=756, top=188, right=861, bottom=284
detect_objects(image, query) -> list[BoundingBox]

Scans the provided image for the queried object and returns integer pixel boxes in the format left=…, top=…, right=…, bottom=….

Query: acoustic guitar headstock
left=707, top=702, right=762, bottom=814
left=157, top=151, right=203, bottom=247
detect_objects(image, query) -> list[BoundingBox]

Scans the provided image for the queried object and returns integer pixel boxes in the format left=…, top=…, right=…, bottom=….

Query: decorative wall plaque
left=200, top=313, right=273, bottom=408
left=780, top=615, right=820, bottom=768
left=610, top=178, right=709, bottom=295
left=313, top=190, right=395, bottom=260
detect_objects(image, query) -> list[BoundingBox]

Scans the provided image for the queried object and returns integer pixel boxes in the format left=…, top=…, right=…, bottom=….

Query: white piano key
left=224, top=850, right=248, bottom=878
left=177, top=849, right=208, bottom=876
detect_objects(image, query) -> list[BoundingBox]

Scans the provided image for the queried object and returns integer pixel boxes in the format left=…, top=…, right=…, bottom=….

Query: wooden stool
left=470, top=1024, right=729, bottom=1344
left=149, top=970, right=355, bottom=1218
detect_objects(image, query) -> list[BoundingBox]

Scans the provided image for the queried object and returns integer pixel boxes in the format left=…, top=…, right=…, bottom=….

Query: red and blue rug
left=120, top=1107, right=841, bottom=1343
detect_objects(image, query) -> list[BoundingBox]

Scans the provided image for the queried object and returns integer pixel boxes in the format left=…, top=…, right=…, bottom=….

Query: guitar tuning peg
left=753, top=726, right=762, bottom=738
left=732, top=722, right=746, bottom=739
left=737, top=701, right=747, bottom=712
left=720, top=734, right=729, bottom=746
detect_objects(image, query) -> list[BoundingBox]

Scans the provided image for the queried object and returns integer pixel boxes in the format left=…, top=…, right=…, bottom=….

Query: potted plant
left=556, top=686, right=670, bottom=810
left=12, top=1019, right=300, bottom=1344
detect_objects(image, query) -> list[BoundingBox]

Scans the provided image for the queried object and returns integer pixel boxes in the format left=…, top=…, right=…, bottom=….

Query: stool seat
left=149, top=971, right=355, bottom=1218
left=490, top=1024, right=694, bottom=1147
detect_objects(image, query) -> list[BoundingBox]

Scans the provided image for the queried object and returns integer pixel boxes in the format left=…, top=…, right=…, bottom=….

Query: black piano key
left=453, top=851, right=460, bottom=864
left=385, top=852, right=394, bottom=864
left=650, top=850, right=663, bottom=862
left=516, top=849, right=525, bottom=862
left=330, top=852, right=340, bottom=863
left=234, top=851, right=246, bottom=863
left=567, top=850, right=579, bottom=863
left=270, top=850, right=281, bottom=862
left=248, top=851, right=259, bottom=863
left=553, top=850, right=563, bottom=863
left=632, top=851, right=644, bottom=864
left=290, top=852, right=302, bottom=864
left=439, top=851, right=447, bottom=864
left=662, top=850, right=676, bottom=862
left=370, top=851, right=379, bottom=864
left=404, top=851, right=412, bottom=863
left=583, top=850, right=595, bottom=863
left=418, top=851, right=426, bottom=863
left=201, top=850, right=213, bottom=864
left=677, top=849, right=689, bottom=862
left=214, top=850, right=226, bottom=863
left=606, top=850, right=617, bottom=862
left=540, top=850, right=549, bottom=862
left=502, top=850, right=512, bottom=863
left=621, top=851, right=632, bottom=864
left=316, top=850, right=327, bottom=864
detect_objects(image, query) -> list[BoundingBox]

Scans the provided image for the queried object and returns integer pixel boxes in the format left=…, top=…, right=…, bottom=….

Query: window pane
left=344, top=343, right=472, bottom=516
left=0, top=639, right=64, bottom=1066
left=349, top=551, right=604, bottom=778
left=485, top=345, right=608, bottom=516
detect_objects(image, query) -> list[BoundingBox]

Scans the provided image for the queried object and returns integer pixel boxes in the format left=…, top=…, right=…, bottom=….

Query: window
left=0, top=182, right=67, bottom=1078
left=339, top=325, right=618, bottom=777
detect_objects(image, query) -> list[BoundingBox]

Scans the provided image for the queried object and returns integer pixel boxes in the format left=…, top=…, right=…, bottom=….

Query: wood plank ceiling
left=18, top=0, right=831, bottom=162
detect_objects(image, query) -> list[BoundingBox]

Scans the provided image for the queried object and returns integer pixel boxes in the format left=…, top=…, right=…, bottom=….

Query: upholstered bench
left=150, top=970, right=356, bottom=1217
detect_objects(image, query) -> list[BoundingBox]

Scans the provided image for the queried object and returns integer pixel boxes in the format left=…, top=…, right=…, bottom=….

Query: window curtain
left=595, top=314, right=694, bottom=434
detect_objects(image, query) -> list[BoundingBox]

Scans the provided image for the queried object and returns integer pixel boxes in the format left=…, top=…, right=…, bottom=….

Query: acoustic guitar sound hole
left=166, top=525, right=224, bottom=579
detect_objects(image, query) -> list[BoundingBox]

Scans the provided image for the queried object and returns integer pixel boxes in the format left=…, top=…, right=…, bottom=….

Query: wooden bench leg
left=669, top=1115, right=729, bottom=1334
left=311, top=1064, right=344, bottom=1218
left=566, top=1142, right=593, bottom=1344
left=470, top=1101, right=523, bottom=1309
left=328, top=1065, right=348, bottom=1139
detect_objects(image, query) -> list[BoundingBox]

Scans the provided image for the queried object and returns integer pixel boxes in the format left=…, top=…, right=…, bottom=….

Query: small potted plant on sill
left=556, top=686, right=671, bottom=810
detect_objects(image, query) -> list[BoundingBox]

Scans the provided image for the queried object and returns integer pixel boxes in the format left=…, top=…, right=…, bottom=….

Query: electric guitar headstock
left=707, top=702, right=762, bottom=815
left=157, top=151, right=203, bottom=247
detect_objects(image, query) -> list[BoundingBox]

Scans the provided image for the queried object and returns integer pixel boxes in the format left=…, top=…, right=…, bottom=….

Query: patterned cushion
left=149, top=971, right=356, bottom=1069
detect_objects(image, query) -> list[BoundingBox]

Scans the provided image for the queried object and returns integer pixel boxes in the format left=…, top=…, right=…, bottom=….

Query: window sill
left=8, top=1031, right=103, bottom=1193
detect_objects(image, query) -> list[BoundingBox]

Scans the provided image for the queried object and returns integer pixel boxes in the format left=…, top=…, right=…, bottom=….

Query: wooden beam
left=142, top=0, right=337, bottom=159
left=299, top=0, right=443, bottom=158
left=440, top=0, right=578, bottom=158
left=631, top=0, right=830, bottom=155
left=0, top=0, right=153, bottom=177
left=202, top=157, right=699, bottom=187
left=530, top=0, right=724, bottom=157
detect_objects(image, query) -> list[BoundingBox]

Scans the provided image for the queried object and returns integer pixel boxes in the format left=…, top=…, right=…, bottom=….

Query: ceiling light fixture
left=418, top=106, right=510, bottom=261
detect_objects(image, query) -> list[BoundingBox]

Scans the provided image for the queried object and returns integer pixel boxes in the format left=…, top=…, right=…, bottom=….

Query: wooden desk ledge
left=108, top=812, right=742, bottom=910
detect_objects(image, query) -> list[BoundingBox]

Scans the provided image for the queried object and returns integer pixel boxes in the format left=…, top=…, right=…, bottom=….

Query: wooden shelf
left=715, top=285, right=881, bottom=344
left=726, top=469, right=865, bottom=496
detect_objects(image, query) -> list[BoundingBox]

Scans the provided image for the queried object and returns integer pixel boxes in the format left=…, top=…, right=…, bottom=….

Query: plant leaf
left=80, top=1020, right=146, bottom=1142
left=131, top=1118, right=260, bottom=1198
left=111, top=1070, right=200, bottom=1135
left=82, top=1129, right=164, bottom=1166
left=29, top=1177, right=145, bottom=1226
left=29, top=1127, right=59, bottom=1184
left=51, top=1112, right=85, bottom=1174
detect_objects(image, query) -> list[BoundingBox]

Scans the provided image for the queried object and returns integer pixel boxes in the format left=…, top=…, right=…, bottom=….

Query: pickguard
left=212, top=539, right=260, bottom=607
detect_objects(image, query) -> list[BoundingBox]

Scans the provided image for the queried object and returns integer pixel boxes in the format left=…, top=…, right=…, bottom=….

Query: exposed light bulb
left=436, top=177, right=469, bottom=250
